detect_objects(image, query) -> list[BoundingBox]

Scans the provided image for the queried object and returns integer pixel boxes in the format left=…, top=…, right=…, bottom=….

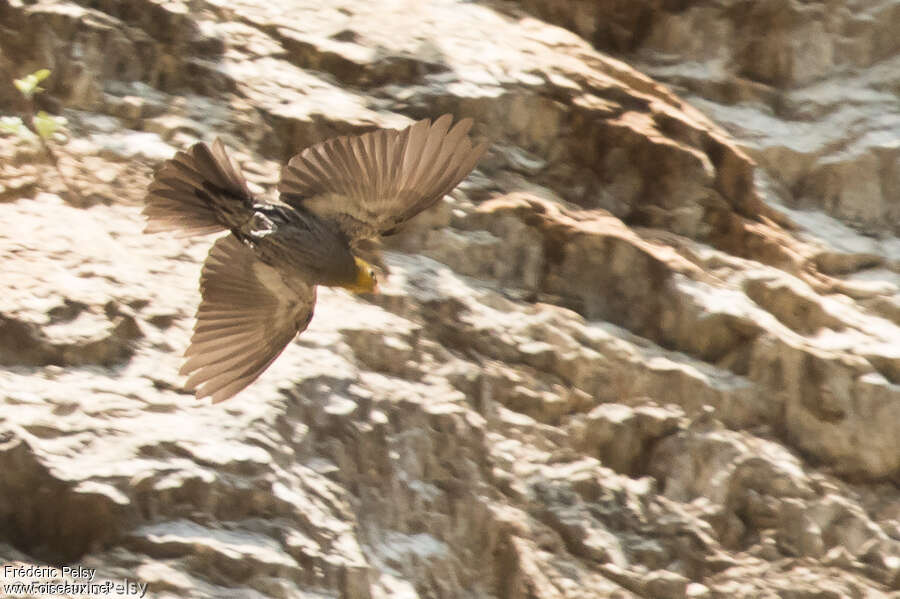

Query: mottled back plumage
left=143, top=115, right=487, bottom=402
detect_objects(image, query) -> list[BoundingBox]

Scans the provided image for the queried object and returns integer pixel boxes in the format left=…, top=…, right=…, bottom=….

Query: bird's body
left=143, top=115, right=486, bottom=402
left=238, top=202, right=358, bottom=288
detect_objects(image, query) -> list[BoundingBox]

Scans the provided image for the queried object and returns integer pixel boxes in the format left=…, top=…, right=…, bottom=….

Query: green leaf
left=0, top=116, right=30, bottom=137
left=13, top=69, right=52, bottom=99
left=33, top=111, right=66, bottom=139
left=13, top=78, right=31, bottom=97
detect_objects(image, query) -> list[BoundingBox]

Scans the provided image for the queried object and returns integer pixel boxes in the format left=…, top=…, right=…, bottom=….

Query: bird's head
left=342, top=256, right=379, bottom=294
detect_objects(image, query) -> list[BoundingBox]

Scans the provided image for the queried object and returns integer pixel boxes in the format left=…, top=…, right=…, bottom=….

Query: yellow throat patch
left=342, top=256, right=379, bottom=294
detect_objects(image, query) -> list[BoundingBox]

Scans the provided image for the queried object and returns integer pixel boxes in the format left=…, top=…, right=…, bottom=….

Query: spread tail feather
left=143, top=139, right=255, bottom=236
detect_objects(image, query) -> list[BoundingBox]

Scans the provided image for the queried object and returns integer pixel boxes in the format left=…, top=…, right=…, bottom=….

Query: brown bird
left=143, top=115, right=487, bottom=402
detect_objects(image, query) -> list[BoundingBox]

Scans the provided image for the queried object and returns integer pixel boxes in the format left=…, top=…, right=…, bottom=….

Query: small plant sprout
left=2, top=69, right=77, bottom=199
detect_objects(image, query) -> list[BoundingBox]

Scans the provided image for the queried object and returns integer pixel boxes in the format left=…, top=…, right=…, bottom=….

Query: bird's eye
left=368, top=268, right=376, bottom=280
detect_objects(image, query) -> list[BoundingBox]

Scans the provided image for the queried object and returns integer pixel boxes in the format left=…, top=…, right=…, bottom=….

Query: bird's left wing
left=278, top=114, right=487, bottom=243
left=144, top=138, right=254, bottom=237
left=181, top=234, right=315, bottom=402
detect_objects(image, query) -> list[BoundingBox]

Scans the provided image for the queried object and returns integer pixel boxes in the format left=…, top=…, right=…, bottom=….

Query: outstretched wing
left=144, top=138, right=254, bottom=237
left=278, top=114, right=487, bottom=243
left=181, top=234, right=315, bottom=402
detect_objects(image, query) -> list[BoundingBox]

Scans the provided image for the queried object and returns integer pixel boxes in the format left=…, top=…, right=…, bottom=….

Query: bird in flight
left=143, top=114, right=487, bottom=402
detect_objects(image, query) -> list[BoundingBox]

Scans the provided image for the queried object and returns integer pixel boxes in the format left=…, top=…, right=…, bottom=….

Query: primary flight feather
left=144, top=115, right=487, bottom=402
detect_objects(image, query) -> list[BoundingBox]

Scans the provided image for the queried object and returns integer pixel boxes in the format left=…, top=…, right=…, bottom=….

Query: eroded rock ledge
left=1, top=0, right=899, bottom=597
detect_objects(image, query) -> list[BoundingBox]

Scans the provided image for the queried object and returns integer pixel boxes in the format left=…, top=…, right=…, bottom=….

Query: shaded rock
left=1, top=0, right=899, bottom=597
left=0, top=433, right=132, bottom=564
left=568, top=402, right=683, bottom=475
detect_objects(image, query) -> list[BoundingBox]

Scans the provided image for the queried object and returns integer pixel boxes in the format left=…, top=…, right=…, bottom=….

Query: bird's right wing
left=181, top=234, right=315, bottom=402
left=278, top=114, right=487, bottom=243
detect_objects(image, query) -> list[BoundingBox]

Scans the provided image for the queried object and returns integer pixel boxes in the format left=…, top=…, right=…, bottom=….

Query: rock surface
left=1, top=0, right=899, bottom=597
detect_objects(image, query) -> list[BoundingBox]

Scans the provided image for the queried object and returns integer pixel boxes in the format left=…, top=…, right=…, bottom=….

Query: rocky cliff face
left=1, top=0, right=899, bottom=597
